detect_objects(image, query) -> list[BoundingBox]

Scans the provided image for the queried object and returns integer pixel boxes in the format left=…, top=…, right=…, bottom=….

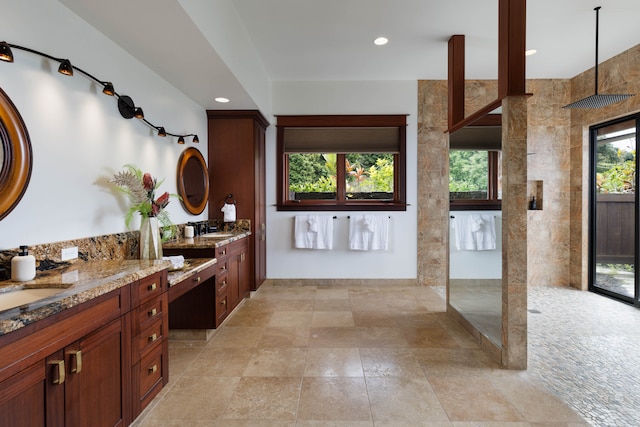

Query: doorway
left=589, top=114, right=640, bottom=306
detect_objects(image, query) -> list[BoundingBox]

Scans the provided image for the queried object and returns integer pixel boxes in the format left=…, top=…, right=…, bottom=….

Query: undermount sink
left=0, top=287, right=65, bottom=312
left=200, top=232, right=235, bottom=238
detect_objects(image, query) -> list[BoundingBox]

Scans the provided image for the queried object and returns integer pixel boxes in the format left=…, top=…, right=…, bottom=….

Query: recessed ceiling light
left=215, top=97, right=230, bottom=103
left=525, top=49, right=537, bottom=56
left=373, top=37, right=388, bottom=46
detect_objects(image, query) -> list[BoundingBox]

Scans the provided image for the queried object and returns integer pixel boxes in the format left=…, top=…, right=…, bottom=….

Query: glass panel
left=593, top=119, right=636, bottom=299
left=449, top=150, right=489, bottom=200
left=345, top=153, right=394, bottom=200
left=287, top=153, right=337, bottom=201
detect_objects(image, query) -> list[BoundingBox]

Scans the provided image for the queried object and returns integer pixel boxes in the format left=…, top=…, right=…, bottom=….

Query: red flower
left=155, top=192, right=170, bottom=209
left=143, top=173, right=155, bottom=191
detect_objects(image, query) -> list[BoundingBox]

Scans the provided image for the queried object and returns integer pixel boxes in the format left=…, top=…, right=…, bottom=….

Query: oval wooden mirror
left=177, top=147, right=209, bottom=215
left=0, top=87, right=33, bottom=221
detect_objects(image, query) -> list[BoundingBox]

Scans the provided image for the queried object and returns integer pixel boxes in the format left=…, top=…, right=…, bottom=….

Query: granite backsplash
left=0, top=219, right=250, bottom=280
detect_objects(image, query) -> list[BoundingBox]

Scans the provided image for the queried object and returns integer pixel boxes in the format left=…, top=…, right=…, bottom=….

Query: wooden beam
left=498, top=0, right=527, bottom=97
left=448, top=35, right=465, bottom=129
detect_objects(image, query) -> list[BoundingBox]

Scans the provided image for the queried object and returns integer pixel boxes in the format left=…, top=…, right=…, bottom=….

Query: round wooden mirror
left=0, top=87, right=33, bottom=221
left=177, top=147, right=209, bottom=215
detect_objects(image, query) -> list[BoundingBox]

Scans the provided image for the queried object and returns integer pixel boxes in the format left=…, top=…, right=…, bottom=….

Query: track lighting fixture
left=57, top=59, right=73, bottom=76
left=0, top=41, right=199, bottom=144
left=0, top=41, right=13, bottom=62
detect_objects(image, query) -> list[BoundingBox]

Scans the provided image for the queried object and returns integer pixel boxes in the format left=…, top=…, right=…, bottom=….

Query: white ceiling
left=58, top=0, right=640, bottom=110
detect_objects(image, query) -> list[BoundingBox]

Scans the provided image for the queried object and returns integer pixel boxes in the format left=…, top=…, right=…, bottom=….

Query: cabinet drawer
left=215, top=293, right=229, bottom=326
left=133, top=296, right=165, bottom=335
left=138, top=345, right=164, bottom=401
left=134, top=317, right=165, bottom=360
left=133, top=272, right=164, bottom=305
left=216, top=259, right=229, bottom=275
left=216, top=275, right=229, bottom=294
left=215, top=245, right=228, bottom=258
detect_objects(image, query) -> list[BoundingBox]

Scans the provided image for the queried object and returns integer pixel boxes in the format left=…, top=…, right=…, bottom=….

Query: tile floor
left=131, top=281, right=636, bottom=426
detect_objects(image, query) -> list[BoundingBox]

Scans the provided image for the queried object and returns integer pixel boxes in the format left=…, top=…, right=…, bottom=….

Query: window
left=449, top=125, right=502, bottom=210
left=277, top=115, right=407, bottom=211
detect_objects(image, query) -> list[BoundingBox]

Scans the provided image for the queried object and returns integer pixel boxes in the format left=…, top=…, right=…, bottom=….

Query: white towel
left=453, top=214, right=496, bottom=251
left=294, top=215, right=333, bottom=249
left=349, top=214, right=390, bottom=251
left=221, top=203, right=236, bottom=222
left=162, top=255, right=185, bottom=270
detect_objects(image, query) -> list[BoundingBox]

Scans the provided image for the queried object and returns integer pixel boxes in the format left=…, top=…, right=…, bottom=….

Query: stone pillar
left=501, top=95, right=528, bottom=369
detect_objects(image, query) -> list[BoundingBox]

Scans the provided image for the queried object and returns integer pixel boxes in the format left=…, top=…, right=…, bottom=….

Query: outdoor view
left=288, top=153, right=394, bottom=200
left=594, top=120, right=636, bottom=299
left=449, top=150, right=501, bottom=200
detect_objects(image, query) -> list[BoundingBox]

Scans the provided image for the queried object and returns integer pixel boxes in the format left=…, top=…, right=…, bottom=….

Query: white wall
left=0, top=0, right=208, bottom=250
left=449, top=210, right=502, bottom=279
left=267, top=81, right=417, bottom=279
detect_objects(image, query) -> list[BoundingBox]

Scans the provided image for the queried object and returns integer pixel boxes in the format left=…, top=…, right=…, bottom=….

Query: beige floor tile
left=208, top=326, right=265, bottom=348
left=304, top=347, right=364, bottom=377
left=375, top=422, right=452, bottom=427
left=392, top=311, right=445, bottom=328
left=357, top=326, right=409, bottom=348
left=366, top=376, right=449, bottom=422
left=223, top=309, right=274, bottom=327
left=316, top=288, right=350, bottom=299
left=297, top=377, right=372, bottom=421
left=258, top=326, right=311, bottom=347
left=349, top=296, right=389, bottom=311
left=352, top=310, right=397, bottom=327
left=167, top=346, right=204, bottom=378
left=221, top=377, right=302, bottom=420
left=308, top=327, right=361, bottom=347
left=360, top=347, right=425, bottom=378
left=312, top=311, right=355, bottom=327
left=314, top=298, right=353, bottom=311
left=146, top=375, right=240, bottom=421
left=212, top=421, right=295, bottom=427
left=427, top=374, right=526, bottom=422
left=400, top=326, right=461, bottom=348
left=383, top=297, right=430, bottom=312
left=184, top=347, right=256, bottom=377
left=243, top=347, right=307, bottom=377
left=296, top=421, right=373, bottom=427
left=268, top=311, right=314, bottom=327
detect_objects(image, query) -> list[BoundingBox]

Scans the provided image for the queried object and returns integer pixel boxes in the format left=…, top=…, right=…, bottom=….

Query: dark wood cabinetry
left=165, top=238, right=250, bottom=329
left=207, top=110, right=269, bottom=291
left=0, top=269, right=169, bottom=427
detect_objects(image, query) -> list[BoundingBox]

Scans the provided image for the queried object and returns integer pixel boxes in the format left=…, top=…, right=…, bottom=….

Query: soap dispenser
left=11, top=245, right=36, bottom=281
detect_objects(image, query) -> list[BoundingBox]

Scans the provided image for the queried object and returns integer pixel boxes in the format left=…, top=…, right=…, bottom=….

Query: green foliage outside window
left=596, top=146, right=636, bottom=194
left=449, top=150, right=488, bottom=192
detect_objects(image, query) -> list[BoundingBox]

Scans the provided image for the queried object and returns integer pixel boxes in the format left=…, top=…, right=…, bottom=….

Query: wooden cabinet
left=207, top=110, right=269, bottom=291
left=130, top=271, right=168, bottom=419
left=0, top=289, right=128, bottom=427
left=165, top=237, right=250, bottom=329
left=0, top=269, right=170, bottom=427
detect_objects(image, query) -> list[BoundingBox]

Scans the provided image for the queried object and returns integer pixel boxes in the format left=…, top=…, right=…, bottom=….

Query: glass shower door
left=590, top=115, right=639, bottom=305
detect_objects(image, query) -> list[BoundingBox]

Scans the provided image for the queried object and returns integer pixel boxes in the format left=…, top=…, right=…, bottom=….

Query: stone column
left=501, top=95, right=528, bottom=369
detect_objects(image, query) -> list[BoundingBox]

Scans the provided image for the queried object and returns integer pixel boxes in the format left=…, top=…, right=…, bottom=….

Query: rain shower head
left=563, top=6, right=634, bottom=109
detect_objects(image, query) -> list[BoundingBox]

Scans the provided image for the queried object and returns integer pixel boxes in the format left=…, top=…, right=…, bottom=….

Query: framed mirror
left=0, top=87, right=33, bottom=221
left=176, top=147, right=209, bottom=215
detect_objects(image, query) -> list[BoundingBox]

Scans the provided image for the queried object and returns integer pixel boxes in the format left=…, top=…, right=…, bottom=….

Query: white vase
left=139, top=216, right=163, bottom=260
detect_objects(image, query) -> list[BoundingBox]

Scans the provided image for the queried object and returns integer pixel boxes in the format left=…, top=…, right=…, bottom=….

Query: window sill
left=277, top=201, right=408, bottom=212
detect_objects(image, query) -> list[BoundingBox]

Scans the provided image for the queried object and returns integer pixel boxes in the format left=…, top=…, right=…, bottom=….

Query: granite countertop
left=163, top=230, right=251, bottom=250
left=0, top=259, right=171, bottom=336
left=167, top=257, right=217, bottom=286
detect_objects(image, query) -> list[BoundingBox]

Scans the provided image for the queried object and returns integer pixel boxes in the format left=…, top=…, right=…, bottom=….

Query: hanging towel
left=452, top=214, right=496, bottom=251
left=221, top=202, right=236, bottom=222
left=475, top=214, right=496, bottom=250
left=294, top=215, right=333, bottom=249
left=349, top=214, right=390, bottom=251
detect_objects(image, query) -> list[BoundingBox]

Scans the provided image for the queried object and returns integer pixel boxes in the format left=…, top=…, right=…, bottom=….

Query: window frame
left=276, top=115, right=407, bottom=211
left=449, top=115, right=502, bottom=211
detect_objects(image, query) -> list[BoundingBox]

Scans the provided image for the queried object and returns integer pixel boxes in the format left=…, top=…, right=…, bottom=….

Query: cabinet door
left=65, top=317, right=125, bottom=427
left=0, top=362, right=46, bottom=427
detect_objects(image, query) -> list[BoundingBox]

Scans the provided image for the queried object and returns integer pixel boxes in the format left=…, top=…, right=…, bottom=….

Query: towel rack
left=347, top=215, right=391, bottom=219
left=450, top=215, right=498, bottom=218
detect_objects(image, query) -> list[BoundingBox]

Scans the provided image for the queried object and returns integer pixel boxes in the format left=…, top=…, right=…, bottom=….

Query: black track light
left=58, top=59, right=73, bottom=76
left=133, top=107, right=144, bottom=120
left=102, top=82, right=114, bottom=96
left=192, top=135, right=199, bottom=143
left=177, top=136, right=185, bottom=144
left=157, top=127, right=167, bottom=137
left=0, top=42, right=13, bottom=62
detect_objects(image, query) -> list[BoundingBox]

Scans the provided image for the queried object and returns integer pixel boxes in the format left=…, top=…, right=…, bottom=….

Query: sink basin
left=200, top=232, right=235, bottom=238
left=0, top=288, right=65, bottom=312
